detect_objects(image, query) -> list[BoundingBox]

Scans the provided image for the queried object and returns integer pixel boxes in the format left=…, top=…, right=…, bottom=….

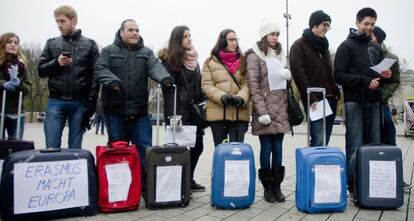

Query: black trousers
left=190, top=134, right=204, bottom=182
left=210, top=120, right=248, bottom=146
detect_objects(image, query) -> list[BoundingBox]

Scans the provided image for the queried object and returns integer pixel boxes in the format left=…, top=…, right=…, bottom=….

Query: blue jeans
left=44, top=98, right=85, bottom=149
left=309, top=98, right=337, bottom=146
left=381, top=105, right=396, bottom=145
left=259, top=134, right=284, bottom=169
left=95, top=116, right=105, bottom=134
left=2, top=116, right=24, bottom=139
left=105, top=113, right=152, bottom=167
left=345, top=101, right=380, bottom=192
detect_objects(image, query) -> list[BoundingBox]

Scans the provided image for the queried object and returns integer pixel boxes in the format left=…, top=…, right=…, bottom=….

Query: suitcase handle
left=40, top=148, right=62, bottom=153
left=0, top=90, right=23, bottom=139
left=312, top=146, right=329, bottom=150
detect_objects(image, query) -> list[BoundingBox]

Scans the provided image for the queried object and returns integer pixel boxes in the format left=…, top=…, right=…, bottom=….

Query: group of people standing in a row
left=0, top=5, right=404, bottom=202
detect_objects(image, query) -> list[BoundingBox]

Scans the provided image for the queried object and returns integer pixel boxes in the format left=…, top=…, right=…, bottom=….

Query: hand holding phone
left=58, top=51, right=72, bottom=66
left=61, top=51, right=71, bottom=58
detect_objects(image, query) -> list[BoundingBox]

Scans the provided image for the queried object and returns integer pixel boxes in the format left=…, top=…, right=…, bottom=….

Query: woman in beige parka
left=201, top=29, right=250, bottom=146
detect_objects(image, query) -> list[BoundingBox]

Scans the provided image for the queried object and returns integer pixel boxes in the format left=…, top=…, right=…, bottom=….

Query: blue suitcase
left=355, top=144, right=403, bottom=209
left=211, top=142, right=255, bottom=209
left=295, top=146, right=347, bottom=213
left=295, top=88, right=347, bottom=213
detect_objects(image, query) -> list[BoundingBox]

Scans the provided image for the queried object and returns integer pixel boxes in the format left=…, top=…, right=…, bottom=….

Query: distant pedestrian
left=95, top=98, right=105, bottom=135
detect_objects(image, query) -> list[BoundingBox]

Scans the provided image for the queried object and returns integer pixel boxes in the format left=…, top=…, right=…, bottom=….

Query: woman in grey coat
left=246, top=20, right=291, bottom=203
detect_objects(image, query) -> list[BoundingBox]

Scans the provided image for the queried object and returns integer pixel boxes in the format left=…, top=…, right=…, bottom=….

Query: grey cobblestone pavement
left=6, top=123, right=414, bottom=221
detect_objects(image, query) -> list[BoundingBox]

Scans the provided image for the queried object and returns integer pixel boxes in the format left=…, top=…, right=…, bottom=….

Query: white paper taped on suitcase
left=13, top=159, right=89, bottom=214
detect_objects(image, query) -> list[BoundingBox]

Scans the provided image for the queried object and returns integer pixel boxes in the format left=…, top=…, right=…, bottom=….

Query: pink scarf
left=219, top=51, right=240, bottom=74
left=183, top=47, right=198, bottom=71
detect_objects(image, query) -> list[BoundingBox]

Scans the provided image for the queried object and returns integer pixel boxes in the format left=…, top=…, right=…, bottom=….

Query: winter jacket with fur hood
left=246, top=44, right=290, bottom=135
left=94, top=29, right=172, bottom=116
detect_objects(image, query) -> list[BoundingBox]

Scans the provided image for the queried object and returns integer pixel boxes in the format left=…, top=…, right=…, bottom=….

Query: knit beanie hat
left=309, top=10, right=331, bottom=29
left=258, top=19, right=280, bottom=39
left=373, top=26, right=386, bottom=45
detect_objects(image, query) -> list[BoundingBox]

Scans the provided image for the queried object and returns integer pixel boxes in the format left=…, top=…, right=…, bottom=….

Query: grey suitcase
left=355, top=144, right=403, bottom=209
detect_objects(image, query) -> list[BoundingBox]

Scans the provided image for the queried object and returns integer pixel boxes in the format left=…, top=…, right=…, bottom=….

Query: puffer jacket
left=334, top=28, right=384, bottom=102
left=38, top=29, right=99, bottom=102
left=201, top=56, right=250, bottom=122
left=0, top=62, right=31, bottom=114
left=94, top=29, right=172, bottom=116
left=246, top=47, right=290, bottom=135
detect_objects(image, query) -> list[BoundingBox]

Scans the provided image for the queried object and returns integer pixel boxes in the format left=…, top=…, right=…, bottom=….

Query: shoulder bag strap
left=220, top=63, right=241, bottom=90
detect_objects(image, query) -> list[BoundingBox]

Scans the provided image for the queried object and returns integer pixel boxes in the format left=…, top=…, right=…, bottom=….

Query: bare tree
left=21, top=43, right=48, bottom=122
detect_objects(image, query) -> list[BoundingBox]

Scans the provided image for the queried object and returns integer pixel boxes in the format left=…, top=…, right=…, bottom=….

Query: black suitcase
left=0, top=148, right=98, bottom=221
left=0, top=90, right=34, bottom=160
left=355, top=144, right=403, bottom=209
left=145, top=85, right=191, bottom=209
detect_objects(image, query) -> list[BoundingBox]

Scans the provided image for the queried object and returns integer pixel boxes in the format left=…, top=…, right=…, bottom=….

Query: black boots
left=273, top=166, right=286, bottom=202
left=259, top=166, right=286, bottom=203
left=258, top=168, right=276, bottom=203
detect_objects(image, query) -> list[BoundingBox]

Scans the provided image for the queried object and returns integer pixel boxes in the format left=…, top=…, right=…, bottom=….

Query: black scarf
left=302, top=28, right=329, bottom=55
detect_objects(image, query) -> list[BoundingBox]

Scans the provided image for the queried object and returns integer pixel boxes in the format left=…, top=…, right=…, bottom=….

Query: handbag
left=287, top=83, right=304, bottom=126
left=181, top=70, right=207, bottom=127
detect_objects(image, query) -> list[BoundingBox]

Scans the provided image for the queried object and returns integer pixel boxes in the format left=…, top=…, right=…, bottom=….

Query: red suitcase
left=96, top=140, right=141, bottom=212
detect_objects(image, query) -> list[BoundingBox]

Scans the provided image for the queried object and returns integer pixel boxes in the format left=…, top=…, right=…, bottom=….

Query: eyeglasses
left=321, top=22, right=331, bottom=30
left=226, top=38, right=239, bottom=42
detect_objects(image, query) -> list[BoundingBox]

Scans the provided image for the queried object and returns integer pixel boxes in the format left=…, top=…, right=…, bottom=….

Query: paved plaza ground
left=7, top=122, right=414, bottom=221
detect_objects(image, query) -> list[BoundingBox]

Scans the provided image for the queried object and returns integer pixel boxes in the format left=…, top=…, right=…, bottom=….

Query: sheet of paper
left=370, top=58, right=397, bottom=74
left=224, top=160, right=250, bottom=197
left=156, top=165, right=182, bottom=203
left=369, top=160, right=396, bottom=199
left=165, top=125, right=197, bottom=147
left=13, top=159, right=89, bottom=214
left=309, top=99, right=333, bottom=121
left=105, top=163, right=132, bottom=203
left=314, top=165, right=341, bottom=203
left=266, top=57, right=287, bottom=91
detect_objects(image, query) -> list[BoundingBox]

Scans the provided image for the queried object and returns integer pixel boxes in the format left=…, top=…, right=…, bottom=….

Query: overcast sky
left=1, top=0, right=413, bottom=69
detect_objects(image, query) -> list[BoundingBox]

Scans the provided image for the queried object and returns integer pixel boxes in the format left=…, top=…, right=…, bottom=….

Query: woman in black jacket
left=159, top=26, right=206, bottom=192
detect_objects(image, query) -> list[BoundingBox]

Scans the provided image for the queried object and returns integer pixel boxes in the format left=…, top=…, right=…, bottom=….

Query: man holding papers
left=334, top=8, right=392, bottom=196
left=290, top=10, right=340, bottom=147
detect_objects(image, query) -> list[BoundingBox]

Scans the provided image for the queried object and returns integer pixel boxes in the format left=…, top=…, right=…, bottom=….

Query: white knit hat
left=258, top=19, right=280, bottom=39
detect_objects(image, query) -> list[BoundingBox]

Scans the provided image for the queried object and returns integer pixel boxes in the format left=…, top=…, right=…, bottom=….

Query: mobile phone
left=61, top=51, right=71, bottom=58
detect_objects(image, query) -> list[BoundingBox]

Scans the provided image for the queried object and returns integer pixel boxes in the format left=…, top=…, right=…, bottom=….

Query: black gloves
left=221, top=94, right=244, bottom=107
left=232, top=96, right=244, bottom=107
left=221, top=94, right=233, bottom=106
left=81, top=100, right=96, bottom=132
left=161, top=78, right=174, bottom=88
left=81, top=113, right=92, bottom=132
